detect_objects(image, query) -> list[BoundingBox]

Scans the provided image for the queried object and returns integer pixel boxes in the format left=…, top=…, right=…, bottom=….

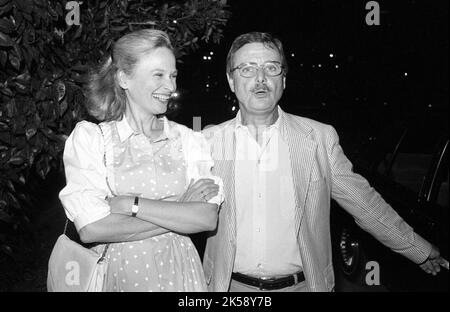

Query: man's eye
left=266, top=65, right=278, bottom=72
left=241, top=67, right=253, bottom=73
left=154, top=73, right=163, bottom=77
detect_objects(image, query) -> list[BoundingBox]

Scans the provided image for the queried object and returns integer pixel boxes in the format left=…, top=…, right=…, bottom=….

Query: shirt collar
left=235, top=106, right=283, bottom=132
left=116, top=115, right=177, bottom=142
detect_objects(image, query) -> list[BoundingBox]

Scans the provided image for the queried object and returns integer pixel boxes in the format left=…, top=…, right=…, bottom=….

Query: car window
left=376, top=123, right=445, bottom=194
left=430, top=140, right=449, bottom=209
left=435, top=171, right=449, bottom=209
left=387, top=153, right=432, bottom=193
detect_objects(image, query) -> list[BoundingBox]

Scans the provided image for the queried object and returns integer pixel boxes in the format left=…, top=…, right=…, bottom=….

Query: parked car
left=331, top=115, right=449, bottom=292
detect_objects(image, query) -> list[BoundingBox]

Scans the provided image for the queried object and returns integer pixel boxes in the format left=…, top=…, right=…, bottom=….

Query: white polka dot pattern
left=100, top=120, right=206, bottom=292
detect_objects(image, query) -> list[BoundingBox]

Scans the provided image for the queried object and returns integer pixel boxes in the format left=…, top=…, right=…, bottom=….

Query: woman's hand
left=178, top=178, right=219, bottom=203
left=107, top=195, right=132, bottom=215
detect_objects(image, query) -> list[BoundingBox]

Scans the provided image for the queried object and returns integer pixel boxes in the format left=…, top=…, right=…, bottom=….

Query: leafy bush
left=0, top=0, right=230, bottom=258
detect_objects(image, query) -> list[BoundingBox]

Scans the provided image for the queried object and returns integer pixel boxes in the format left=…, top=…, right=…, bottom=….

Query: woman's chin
left=151, top=101, right=168, bottom=115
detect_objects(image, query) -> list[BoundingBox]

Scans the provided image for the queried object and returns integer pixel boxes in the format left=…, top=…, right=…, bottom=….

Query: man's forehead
left=233, top=42, right=281, bottom=63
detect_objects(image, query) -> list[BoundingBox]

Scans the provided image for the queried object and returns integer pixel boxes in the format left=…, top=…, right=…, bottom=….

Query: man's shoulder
left=202, top=118, right=235, bottom=137
left=283, top=111, right=333, bottom=134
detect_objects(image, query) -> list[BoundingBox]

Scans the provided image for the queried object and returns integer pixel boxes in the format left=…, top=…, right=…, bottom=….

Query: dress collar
left=116, top=115, right=177, bottom=142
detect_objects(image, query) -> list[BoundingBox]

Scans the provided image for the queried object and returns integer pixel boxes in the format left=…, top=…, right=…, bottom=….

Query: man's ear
left=226, top=73, right=235, bottom=93
left=283, top=75, right=286, bottom=90
left=117, top=70, right=128, bottom=89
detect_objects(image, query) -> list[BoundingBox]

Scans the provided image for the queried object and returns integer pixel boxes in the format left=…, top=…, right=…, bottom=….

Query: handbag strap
left=97, top=123, right=111, bottom=259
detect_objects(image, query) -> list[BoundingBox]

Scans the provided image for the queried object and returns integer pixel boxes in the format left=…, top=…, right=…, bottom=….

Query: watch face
left=132, top=204, right=138, bottom=213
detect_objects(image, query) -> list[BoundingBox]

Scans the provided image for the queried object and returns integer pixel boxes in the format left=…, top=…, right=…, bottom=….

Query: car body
left=331, top=114, right=449, bottom=292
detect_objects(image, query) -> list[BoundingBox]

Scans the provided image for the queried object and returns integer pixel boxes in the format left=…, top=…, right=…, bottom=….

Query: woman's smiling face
left=120, top=47, right=177, bottom=116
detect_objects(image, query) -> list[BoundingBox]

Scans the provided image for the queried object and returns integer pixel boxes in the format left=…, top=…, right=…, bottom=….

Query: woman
left=59, top=29, right=223, bottom=292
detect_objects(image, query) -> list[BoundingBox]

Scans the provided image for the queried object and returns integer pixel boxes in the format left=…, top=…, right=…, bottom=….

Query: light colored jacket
left=202, top=108, right=432, bottom=292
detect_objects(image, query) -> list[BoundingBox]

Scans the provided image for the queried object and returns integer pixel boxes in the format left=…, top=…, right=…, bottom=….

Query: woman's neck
left=125, top=106, right=163, bottom=139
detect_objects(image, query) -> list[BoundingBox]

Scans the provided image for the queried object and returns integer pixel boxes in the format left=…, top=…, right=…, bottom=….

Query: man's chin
left=247, top=100, right=277, bottom=112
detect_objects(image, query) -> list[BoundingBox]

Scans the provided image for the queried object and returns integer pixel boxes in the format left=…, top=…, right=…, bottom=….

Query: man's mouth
left=252, top=87, right=270, bottom=96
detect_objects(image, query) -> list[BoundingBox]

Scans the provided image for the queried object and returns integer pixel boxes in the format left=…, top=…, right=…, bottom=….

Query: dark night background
left=1, top=0, right=448, bottom=292
left=172, top=0, right=448, bottom=154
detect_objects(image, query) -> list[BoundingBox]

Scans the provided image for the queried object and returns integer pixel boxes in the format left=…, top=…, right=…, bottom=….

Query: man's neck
left=239, top=107, right=279, bottom=127
left=239, top=106, right=279, bottom=144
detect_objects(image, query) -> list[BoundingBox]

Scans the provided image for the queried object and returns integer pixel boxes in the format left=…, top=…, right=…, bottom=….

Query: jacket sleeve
left=59, top=121, right=111, bottom=231
left=327, top=125, right=432, bottom=264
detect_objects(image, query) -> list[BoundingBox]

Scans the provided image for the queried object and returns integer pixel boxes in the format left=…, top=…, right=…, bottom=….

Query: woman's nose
left=164, top=77, right=176, bottom=92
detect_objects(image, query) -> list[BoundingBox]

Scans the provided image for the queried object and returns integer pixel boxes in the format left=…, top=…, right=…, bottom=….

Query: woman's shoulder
left=66, top=120, right=104, bottom=149
left=71, top=120, right=101, bottom=136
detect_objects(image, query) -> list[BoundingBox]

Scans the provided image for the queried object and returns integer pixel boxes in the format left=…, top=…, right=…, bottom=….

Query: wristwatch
left=131, top=196, right=139, bottom=217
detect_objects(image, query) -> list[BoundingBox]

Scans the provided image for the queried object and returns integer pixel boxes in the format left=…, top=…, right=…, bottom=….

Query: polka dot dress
left=102, top=121, right=207, bottom=292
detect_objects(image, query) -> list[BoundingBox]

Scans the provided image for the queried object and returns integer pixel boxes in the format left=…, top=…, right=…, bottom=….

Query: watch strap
left=132, top=196, right=139, bottom=217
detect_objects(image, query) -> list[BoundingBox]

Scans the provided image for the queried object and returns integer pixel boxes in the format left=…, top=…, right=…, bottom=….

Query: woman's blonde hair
left=86, top=29, right=174, bottom=121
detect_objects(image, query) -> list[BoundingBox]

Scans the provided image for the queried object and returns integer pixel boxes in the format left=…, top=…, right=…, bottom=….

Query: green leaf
left=8, top=53, right=20, bottom=71
left=0, top=18, right=15, bottom=34
left=14, top=71, right=31, bottom=84
left=5, top=99, right=15, bottom=117
left=13, top=0, right=33, bottom=14
left=0, top=86, right=13, bottom=96
left=13, top=81, right=28, bottom=94
left=7, top=155, right=25, bottom=165
left=0, top=1, right=13, bottom=15
left=0, top=50, right=7, bottom=67
left=0, top=244, right=15, bottom=259
left=25, top=127, right=37, bottom=140
left=54, top=81, right=65, bottom=102
left=0, top=31, right=14, bottom=46
left=0, top=121, right=9, bottom=130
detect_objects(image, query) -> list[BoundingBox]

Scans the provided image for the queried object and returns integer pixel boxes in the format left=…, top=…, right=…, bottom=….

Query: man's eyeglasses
left=230, top=61, right=284, bottom=78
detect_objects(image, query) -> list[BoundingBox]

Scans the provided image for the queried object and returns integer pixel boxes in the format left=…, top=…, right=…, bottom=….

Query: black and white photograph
left=0, top=0, right=448, bottom=294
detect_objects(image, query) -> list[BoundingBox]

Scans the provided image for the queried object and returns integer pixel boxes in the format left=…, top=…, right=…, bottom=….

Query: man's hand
left=419, top=245, right=444, bottom=275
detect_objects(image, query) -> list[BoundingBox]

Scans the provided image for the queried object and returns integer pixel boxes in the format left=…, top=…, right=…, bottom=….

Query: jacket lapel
left=280, top=111, right=317, bottom=233
left=221, top=123, right=237, bottom=243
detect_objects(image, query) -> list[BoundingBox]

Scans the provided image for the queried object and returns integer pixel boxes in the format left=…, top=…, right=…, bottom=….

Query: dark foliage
left=0, top=0, right=230, bottom=262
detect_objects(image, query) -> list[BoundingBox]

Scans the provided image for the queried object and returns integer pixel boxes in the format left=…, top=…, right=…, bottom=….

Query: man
left=202, top=32, right=443, bottom=292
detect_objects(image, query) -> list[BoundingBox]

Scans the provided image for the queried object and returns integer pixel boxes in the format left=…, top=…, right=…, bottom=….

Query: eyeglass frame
left=230, top=61, right=285, bottom=78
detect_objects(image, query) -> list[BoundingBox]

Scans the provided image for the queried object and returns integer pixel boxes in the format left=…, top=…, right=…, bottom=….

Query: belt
left=231, top=271, right=305, bottom=290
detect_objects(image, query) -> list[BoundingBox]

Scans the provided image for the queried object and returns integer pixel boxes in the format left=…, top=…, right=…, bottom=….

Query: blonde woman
left=59, top=29, right=223, bottom=292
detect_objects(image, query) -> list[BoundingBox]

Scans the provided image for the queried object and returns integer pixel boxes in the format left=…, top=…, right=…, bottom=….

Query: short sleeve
left=59, top=121, right=111, bottom=231
left=181, top=128, right=224, bottom=206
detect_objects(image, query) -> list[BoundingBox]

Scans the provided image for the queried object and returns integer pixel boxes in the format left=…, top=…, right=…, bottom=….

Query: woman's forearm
left=135, top=199, right=218, bottom=233
left=79, top=213, right=170, bottom=243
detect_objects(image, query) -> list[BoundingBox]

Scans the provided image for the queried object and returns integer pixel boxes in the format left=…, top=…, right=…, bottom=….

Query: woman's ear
left=117, top=70, right=128, bottom=89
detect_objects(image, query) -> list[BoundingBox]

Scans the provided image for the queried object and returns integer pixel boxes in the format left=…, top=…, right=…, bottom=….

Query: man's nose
left=255, top=67, right=267, bottom=82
